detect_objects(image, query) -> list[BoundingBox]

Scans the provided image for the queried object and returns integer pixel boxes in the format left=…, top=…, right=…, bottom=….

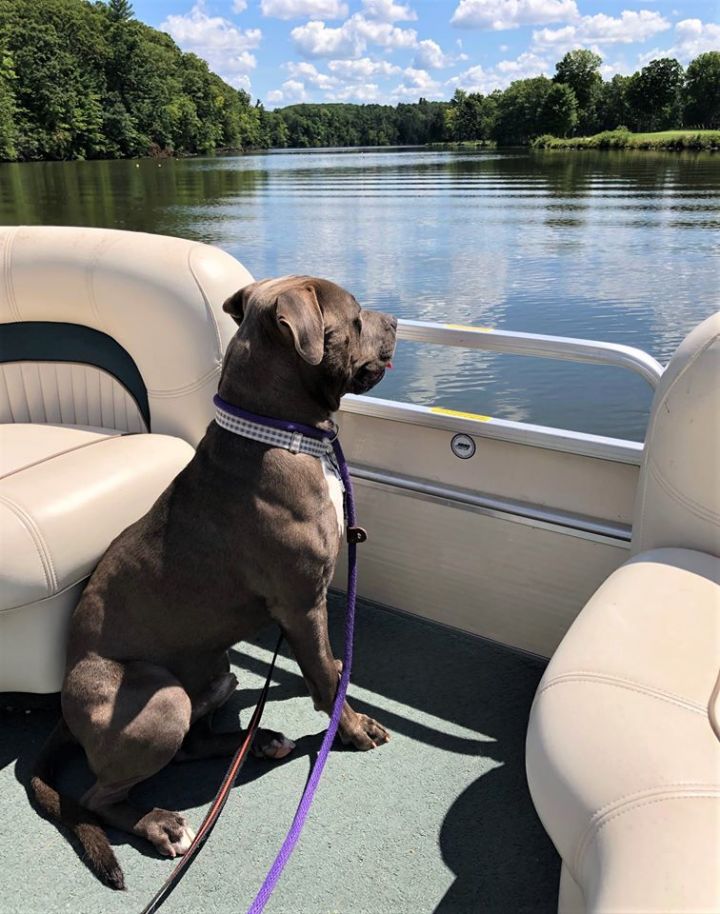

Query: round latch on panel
left=451, top=433, right=476, bottom=459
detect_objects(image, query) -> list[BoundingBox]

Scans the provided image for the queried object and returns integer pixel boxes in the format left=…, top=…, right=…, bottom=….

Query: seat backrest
left=0, top=225, right=253, bottom=445
left=632, top=311, right=720, bottom=557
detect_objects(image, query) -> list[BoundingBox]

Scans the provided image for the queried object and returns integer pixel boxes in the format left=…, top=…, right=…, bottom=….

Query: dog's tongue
left=386, top=361, right=393, bottom=369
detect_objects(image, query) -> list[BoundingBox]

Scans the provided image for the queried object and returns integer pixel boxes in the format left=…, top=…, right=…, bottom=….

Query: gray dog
left=30, top=275, right=397, bottom=889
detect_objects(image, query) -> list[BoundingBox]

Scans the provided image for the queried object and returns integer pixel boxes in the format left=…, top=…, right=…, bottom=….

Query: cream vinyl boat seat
left=527, top=312, right=720, bottom=913
left=0, top=226, right=252, bottom=693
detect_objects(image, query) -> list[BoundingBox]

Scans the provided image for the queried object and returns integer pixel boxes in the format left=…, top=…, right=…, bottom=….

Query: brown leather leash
left=139, top=633, right=283, bottom=914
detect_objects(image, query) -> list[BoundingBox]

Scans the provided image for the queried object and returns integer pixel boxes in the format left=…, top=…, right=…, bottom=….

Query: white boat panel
left=350, top=467, right=631, bottom=541
left=338, top=411, right=638, bottom=527
left=334, top=480, right=628, bottom=657
left=342, top=394, right=644, bottom=465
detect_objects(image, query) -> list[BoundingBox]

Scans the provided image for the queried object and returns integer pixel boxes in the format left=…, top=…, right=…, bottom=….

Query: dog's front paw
left=340, top=713, right=390, bottom=751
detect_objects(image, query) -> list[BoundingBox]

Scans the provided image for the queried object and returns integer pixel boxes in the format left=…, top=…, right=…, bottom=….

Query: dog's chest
left=320, top=454, right=345, bottom=536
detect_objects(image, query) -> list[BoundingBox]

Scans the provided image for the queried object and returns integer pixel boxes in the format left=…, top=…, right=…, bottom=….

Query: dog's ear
left=222, top=284, right=252, bottom=326
left=276, top=285, right=324, bottom=366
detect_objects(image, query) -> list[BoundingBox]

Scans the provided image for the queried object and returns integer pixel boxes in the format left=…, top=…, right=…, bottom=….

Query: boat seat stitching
left=0, top=574, right=92, bottom=615
left=147, top=364, right=221, bottom=398
left=648, top=459, right=720, bottom=525
left=2, top=226, right=20, bottom=321
left=0, top=431, right=122, bottom=481
left=188, top=244, right=223, bottom=360
left=573, top=783, right=720, bottom=875
left=575, top=789, right=720, bottom=879
left=634, top=329, right=720, bottom=550
left=538, top=672, right=706, bottom=715
left=0, top=493, right=56, bottom=593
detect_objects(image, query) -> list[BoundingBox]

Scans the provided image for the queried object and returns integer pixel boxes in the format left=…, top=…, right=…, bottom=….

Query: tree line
left=0, top=0, right=718, bottom=162
left=0, top=0, right=267, bottom=161
left=445, top=50, right=719, bottom=146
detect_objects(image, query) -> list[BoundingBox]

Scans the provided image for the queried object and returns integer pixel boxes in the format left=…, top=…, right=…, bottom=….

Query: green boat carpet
left=0, top=595, right=560, bottom=914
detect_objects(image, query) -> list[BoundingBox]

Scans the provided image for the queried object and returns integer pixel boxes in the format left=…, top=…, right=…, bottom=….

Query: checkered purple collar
left=213, top=394, right=338, bottom=459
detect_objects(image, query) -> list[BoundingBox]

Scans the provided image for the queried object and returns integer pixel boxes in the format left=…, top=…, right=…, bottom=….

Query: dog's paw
left=340, top=713, right=390, bottom=751
left=252, top=727, right=296, bottom=760
left=139, top=809, right=196, bottom=858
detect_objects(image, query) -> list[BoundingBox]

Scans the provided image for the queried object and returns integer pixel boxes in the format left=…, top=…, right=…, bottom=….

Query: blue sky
left=130, top=0, right=719, bottom=107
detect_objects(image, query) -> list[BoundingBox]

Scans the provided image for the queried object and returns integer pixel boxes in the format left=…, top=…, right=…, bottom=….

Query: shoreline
left=2, top=132, right=719, bottom=166
left=531, top=129, right=720, bottom=152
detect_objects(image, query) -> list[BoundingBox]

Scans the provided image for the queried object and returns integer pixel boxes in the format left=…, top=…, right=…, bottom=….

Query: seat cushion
left=0, top=423, right=194, bottom=612
left=526, top=548, right=720, bottom=913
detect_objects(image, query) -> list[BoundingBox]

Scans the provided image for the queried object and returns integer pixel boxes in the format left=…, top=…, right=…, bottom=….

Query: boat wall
left=334, top=410, right=636, bottom=657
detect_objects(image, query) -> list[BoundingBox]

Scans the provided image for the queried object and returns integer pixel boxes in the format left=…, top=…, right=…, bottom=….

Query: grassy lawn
left=532, top=128, right=720, bottom=150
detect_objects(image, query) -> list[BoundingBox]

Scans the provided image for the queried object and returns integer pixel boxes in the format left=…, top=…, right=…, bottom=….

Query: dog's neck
left=217, top=339, right=338, bottom=431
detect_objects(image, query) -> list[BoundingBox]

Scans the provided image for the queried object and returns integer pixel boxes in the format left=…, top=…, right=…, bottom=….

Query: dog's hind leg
left=66, top=658, right=197, bottom=858
left=189, top=671, right=238, bottom=724
left=82, top=780, right=197, bottom=858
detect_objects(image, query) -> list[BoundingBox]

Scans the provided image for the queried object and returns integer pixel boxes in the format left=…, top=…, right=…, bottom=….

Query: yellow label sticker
left=430, top=406, right=492, bottom=422
left=444, top=323, right=494, bottom=333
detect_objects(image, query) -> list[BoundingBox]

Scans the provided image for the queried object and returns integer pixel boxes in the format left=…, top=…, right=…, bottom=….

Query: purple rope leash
left=247, top=435, right=358, bottom=914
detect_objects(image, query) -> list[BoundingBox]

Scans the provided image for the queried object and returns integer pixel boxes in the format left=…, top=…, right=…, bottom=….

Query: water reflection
left=1, top=148, right=718, bottom=440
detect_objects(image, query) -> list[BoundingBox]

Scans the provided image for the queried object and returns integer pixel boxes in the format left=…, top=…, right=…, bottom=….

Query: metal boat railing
left=396, top=320, right=664, bottom=390
left=342, top=320, right=665, bottom=466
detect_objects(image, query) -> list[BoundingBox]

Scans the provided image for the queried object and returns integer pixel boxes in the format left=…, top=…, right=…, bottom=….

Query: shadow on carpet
left=0, top=595, right=560, bottom=914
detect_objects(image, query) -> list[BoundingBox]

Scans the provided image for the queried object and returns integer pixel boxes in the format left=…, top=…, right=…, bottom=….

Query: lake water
left=1, top=147, right=718, bottom=441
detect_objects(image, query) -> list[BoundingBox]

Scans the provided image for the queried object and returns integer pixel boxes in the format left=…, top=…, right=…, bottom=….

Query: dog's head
left=221, top=276, right=397, bottom=413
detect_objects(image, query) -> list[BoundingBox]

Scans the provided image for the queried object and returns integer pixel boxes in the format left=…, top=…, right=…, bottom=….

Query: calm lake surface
left=1, top=147, right=718, bottom=440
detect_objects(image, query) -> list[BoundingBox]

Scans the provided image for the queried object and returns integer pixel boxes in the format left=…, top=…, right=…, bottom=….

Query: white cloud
left=266, top=78, right=309, bottom=105
left=637, top=18, right=720, bottom=65
left=392, top=66, right=442, bottom=99
left=327, top=57, right=402, bottom=77
left=451, top=0, right=579, bottom=31
left=260, top=0, right=348, bottom=20
left=228, top=73, right=253, bottom=90
left=327, top=82, right=383, bottom=101
left=413, top=38, right=458, bottom=69
left=353, top=16, right=418, bottom=48
left=402, top=66, right=439, bottom=88
left=361, top=0, right=417, bottom=22
left=447, top=51, right=552, bottom=93
left=291, top=13, right=417, bottom=57
left=232, top=0, right=247, bottom=12
left=161, top=2, right=261, bottom=85
left=599, top=59, right=632, bottom=79
left=532, top=10, right=670, bottom=51
left=291, top=20, right=364, bottom=56
left=286, top=60, right=340, bottom=88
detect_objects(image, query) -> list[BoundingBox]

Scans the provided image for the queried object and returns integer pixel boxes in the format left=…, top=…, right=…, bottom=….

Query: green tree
left=553, top=49, right=602, bottom=132
left=595, top=74, right=632, bottom=131
left=493, top=77, right=553, bottom=145
left=107, top=0, right=134, bottom=22
left=539, top=82, right=578, bottom=137
left=0, top=10, right=17, bottom=160
left=627, top=58, right=684, bottom=131
left=554, top=50, right=602, bottom=109
left=683, top=52, right=720, bottom=128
